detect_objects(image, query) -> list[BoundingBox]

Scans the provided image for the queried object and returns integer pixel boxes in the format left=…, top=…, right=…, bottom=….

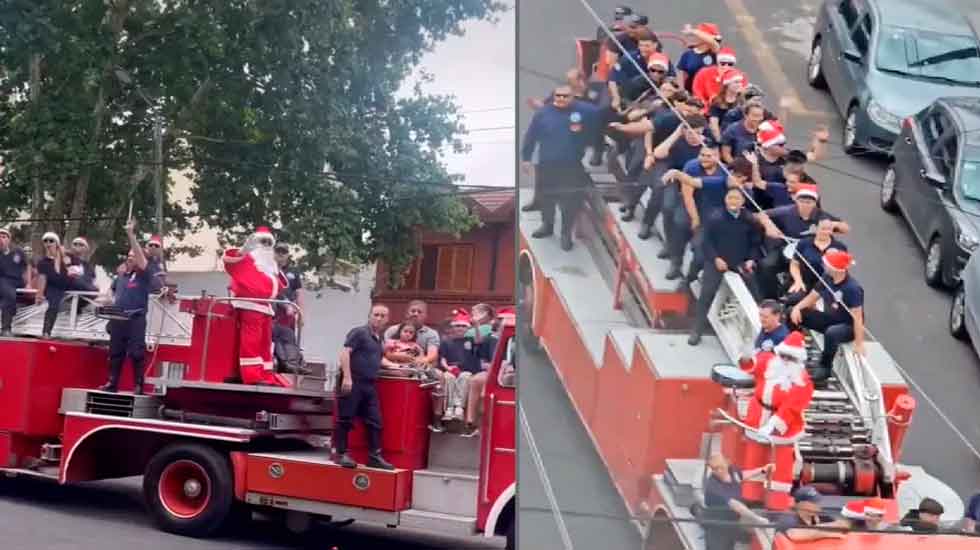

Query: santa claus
left=223, top=226, right=291, bottom=387
left=739, top=330, right=814, bottom=510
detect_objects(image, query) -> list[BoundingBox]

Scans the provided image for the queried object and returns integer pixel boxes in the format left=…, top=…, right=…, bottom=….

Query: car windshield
left=962, top=159, right=980, bottom=201
left=877, top=26, right=980, bottom=86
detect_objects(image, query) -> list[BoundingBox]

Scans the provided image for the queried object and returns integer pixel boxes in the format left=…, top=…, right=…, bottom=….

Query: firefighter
left=335, top=304, right=395, bottom=470
left=35, top=232, right=98, bottom=338
left=98, top=220, right=158, bottom=394
left=144, top=234, right=168, bottom=293
left=739, top=331, right=814, bottom=511
left=521, top=85, right=600, bottom=251
left=0, top=227, right=27, bottom=336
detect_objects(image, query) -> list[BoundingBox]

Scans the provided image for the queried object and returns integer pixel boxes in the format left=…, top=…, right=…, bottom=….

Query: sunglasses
left=72, top=242, right=86, bottom=247
left=649, top=68, right=666, bottom=74
left=147, top=243, right=162, bottom=248
left=554, top=93, right=570, bottom=98
left=43, top=238, right=57, bottom=244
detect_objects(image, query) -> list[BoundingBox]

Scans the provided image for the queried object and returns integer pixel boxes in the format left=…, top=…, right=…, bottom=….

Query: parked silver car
left=951, top=252, right=980, bottom=351
left=807, top=0, right=980, bottom=155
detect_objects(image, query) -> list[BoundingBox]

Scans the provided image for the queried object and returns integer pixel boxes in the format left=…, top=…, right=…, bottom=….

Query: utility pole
left=153, top=114, right=163, bottom=237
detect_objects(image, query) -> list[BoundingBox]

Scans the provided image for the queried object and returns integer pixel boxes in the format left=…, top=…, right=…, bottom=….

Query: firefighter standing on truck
left=0, top=227, right=27, bottom=337
left=335, top=304, right=395, bottom=471
left=521, top=84, right=600, bottom=251
left=99, top=219, right=156, bottom=395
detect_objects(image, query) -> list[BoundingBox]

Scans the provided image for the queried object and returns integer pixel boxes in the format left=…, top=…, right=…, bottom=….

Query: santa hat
left=497, top=307, right=516, bottom=318
left=717, top=47, right=737, bottom=64
left=252, top=226, right=275, bottom=244
left=450, top=311, right=471, bottom=327
left=697, top=22, right=721, bottom=41
left=147, top=234, right=162, bottom=246
left=842, top=498, right=887, bottom=520
left=72, top=236, right=89, bottom=247
left=0, top=227, right=10, bottom=237
left=757, top=120, right=787, bottom=148
left=773, top=331, right=807, bottom=362
left=823, top=250, right=854, bottom=272
left=794, top=184, right=819, bottom=201
left=42, top=232, right=60, bottom=244
left=719, top=68, right=746, bottom=87
left=647, top=52, right=669, bottom=71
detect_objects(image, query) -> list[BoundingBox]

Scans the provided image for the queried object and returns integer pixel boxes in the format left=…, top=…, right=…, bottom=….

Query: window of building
left=404, top=244, right=474, bottom=292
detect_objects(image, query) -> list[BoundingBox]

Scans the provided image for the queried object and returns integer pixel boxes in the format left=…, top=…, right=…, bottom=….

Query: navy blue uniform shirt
left=766, top=205, right=840, bottom=240
left=521, top=101, right=600, bottom=165
left=703, top=208, right=762, bottom=267
left=722, top=107, right=777, bottom=129
left=667, top=139, right=702, bottom=170
left=345, top=324, right=384, bottom=382
left=756, top=324, right=789, bottom=352
left=677, top=49, right=717, bottom=92
left=0, top=248, right=26, bottom=284
left=796, top=237, right=848, bottom=285
left=817, top=274, right=863, bottom=326
left=652, top=110, right=683, bottom=144
left=683, top=159, right=728, bottom=217
left=113, top=263, right=157, bottom=312
left=704, top=466, right=743, bottom=509
left=721, top=121, right=758, bottom=158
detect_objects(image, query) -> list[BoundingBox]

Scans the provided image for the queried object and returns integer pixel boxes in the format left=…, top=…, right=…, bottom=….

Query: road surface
left=518, top=0, right=980, bottom=547
left=0, top=476, right=501, bottom=549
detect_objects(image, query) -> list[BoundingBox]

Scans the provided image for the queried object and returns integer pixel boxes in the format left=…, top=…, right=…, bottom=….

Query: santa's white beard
left=250, top=246, right=278, bottom=279
left=766, top=356, right=806, bottom=388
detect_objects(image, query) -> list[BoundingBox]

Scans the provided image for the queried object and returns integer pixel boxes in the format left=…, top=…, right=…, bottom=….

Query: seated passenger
left=789, top=250, right=865, bottom=384
left=383, top=322, right=424, bottom=368
left=702, top=453, right=771, bottom=550
left=754, top=299, right=789, bottom=355
left=430, top=313, right=473, bottom=432
left=458, top=304, right=500, bottom=437
left=840, top=498, right=894, bottom=532
left=773, top=486, right=847, bottom=542
left=900, top=498, right=944, bottom=533
left=785, top=218, right=847, bottom=306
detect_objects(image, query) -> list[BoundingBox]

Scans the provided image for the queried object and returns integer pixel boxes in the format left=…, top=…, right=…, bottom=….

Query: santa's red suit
left=223, top=227, right=291, bottom=387
left=739, top=331, right=813, bottom=511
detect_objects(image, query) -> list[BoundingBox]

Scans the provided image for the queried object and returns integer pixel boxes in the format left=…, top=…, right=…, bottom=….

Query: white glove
left=756, top=418, right=777, bottom=437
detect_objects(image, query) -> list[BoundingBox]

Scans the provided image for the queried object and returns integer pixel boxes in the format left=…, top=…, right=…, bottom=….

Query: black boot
left=621, top=207, right=636, bottom=222
left=560, top=233, right=573, bottom=251
left=656, top=247, right=670, bottom=259
left=687, top=332, right=702, bottom=346
left=337, top=452, right=357, bottom=469
left=367, top=451, right=394, bottom=471
left=1, top=311, right=12, bottom=337
left=132, top=359, right=145, bottom=396
left=42, top=309, right=56, bottom=339
left=99, top=358, right=123, bottom=392
left=638, top=224, right=653, bottom=240
left=665, top=263, right=683, bottom=280
left=531, top=225, right=554, bottom=238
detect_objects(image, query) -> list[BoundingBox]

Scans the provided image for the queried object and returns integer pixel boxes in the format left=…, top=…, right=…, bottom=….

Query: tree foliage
left=0, top=0, right=503, bottom=282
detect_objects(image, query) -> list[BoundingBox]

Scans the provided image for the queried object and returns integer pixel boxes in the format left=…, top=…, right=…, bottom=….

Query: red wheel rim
left=158, top=460, right=212, bottom=519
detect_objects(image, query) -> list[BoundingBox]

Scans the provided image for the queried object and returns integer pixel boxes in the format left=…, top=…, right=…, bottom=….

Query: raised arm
left=126, top=220, right=148, bottom=271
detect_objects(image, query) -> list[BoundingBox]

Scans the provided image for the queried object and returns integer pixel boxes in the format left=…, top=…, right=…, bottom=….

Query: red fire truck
left=518, top=37, right=974, bottom=549
left=0, top=291, right=515, bottom=548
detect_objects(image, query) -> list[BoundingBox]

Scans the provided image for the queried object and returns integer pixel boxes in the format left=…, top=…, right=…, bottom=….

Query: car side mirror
left=842, top=49, right=862, bottom=63
left=921, top=168, right=947, bottom=189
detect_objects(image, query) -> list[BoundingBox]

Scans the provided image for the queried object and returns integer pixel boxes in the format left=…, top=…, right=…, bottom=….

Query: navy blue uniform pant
left=799, top=310, right=854, bottom=375
left=0, top=278, right=17, bottom=331
left=43, top=279, right=97, bottom=334
left=334, top=380, right=383, bottom=455
left=106, top=314, right=147, bottom=386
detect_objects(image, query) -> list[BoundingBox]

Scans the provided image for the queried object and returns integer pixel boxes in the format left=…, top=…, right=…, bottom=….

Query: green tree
left=0, top=0, right=503, bottom=282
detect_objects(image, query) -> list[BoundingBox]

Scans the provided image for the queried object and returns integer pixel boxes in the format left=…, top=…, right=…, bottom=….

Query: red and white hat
left=647, top=52, right=670, bottom=71
left=823, top=250, right=854, bottom=272
left=719, top=68, right=746, bottom=88
left=794, top=184, right=819, bottom=201
left=72, top=236, right=89, bottom=247
left=147, top=234, right=162, bottom=246
left=450, top=310, right=471, bottom=327
left=773, top=331, right=807, bottom=362
left=842, top=498, right=887, bottom=519
left=497, top=306, right=516, bottom=318
left=0, top=227, right=10, bottom=237
left=717, top=47, right=737, bottom=64
left=42, top=232, right=60, bottom=245
left=697, top=22, right=722, bottom=41
left=252, top=226, right=275, bottom=244
left=757, top=120, right=787, bottom=148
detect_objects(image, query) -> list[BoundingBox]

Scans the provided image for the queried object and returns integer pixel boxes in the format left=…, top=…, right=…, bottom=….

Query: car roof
left=939, top=98, right=980, bottom=146
left=872, top=0, right=977, bottom=36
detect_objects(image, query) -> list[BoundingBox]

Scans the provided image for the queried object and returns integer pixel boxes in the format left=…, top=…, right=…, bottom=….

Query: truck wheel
left=143, top=442, right=234, bottom=537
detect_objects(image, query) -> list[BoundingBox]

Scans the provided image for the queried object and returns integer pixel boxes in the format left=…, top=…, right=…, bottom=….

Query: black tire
left=951, top=284, right=969, bottom=341
left=925, top=236, right=945, bottom=288
left=880, top=164, right=898, bottom=213
left=807, top=37, right=827, bottom=89
left=143, top=442, right=235, bottom=537
left=843, top=104, right=864, bottom=155
left=518, top=255, right=541, bottom=353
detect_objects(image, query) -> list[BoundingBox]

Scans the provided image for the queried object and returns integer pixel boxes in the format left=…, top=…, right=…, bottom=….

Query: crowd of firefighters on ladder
left=520, top=4, right=980, bottom=547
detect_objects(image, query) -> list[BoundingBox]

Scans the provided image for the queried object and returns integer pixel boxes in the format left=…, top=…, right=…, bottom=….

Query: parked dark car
left=880, top=97, right=980, bottom=288
left=807, top=0, right=980, bottom=154
left=950, top=250, right=980, bottom=353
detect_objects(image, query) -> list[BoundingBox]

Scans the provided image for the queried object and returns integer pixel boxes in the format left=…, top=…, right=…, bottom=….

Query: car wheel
left=843, top=105, right=864, bottom=155
left=951, top=284, right=969, bottom=340
left=925, top=236, right=945, bottom=288
left=807, top=38, right=827, bottom=89
left=880, top=165, right=898, bottom=213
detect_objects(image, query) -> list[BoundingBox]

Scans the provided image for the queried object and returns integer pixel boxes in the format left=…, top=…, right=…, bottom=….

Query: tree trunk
left=28, top=53, right=44, bottom=254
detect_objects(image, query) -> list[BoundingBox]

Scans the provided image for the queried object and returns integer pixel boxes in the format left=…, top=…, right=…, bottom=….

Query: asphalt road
left=0, top=476, right=502, bottom=549
left=518, top=0, right=980, bottom=547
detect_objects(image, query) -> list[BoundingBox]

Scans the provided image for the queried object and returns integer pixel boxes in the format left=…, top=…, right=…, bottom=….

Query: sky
left=402, top=2, right=516, bottom=189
